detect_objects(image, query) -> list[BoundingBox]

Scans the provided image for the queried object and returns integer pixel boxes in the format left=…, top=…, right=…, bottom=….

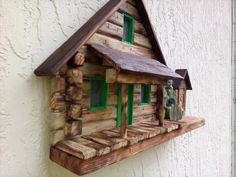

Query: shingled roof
left=90, top=44, right=182, bottom=79
left=172, top=69, right=192, bottom=90
left=34, top=0, right=167, bottom=76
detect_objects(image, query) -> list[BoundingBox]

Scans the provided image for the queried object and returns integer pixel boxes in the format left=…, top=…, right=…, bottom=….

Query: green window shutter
left=89, top=77, right=107, bottom=110
left=140, top=84, right=151, bottom=105
left=122, top=14, right=135, bottom=44
left=127, top=84, right=134, bottom=125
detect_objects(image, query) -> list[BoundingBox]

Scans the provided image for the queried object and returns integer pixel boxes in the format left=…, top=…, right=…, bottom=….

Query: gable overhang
left=173, top=69, right=192, bottom=90
left=34, top=0, right=167, bottom=76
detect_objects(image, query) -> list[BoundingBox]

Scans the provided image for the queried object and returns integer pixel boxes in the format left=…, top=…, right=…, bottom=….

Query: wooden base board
left=50, top=117, right=205, bottom=176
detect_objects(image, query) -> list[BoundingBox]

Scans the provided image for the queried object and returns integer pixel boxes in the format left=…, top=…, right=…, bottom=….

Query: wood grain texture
left=50, top=117, right=205, bottom=175
left=89, top=44, right=182, bottom=80
left=34, top=0, right=127, bottom=75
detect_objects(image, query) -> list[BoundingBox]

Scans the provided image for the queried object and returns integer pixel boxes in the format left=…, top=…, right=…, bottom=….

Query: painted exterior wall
left=0, top=0, right=232, bottom=177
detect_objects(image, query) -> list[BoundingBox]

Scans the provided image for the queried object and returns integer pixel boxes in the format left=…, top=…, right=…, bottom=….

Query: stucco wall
left=0, top=0, right=232, bottom=177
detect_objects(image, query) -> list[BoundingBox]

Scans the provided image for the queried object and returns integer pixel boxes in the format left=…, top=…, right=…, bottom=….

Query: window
left=140, top=84, right=151, bottom=105
left=123, top=14, right=135, bottom=44
left=89, top=77, right=107, bottom=110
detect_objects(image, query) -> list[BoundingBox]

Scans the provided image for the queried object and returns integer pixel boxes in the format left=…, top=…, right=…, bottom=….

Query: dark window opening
left=89, top=77, right=107, bottom=110
left=140, top=84, right=151, bottom=105
left=123, top=14, right=134, bottom=44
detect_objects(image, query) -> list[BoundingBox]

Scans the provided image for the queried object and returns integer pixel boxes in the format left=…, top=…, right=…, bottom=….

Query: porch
left=50, top=116, right=204, bottom=176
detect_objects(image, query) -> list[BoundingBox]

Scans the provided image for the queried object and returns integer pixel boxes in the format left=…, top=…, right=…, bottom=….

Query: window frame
left=140, top=84, right=151, bottom=106
left=122, top=13, right=135, bottom=44
left=89, top=76, right=107, bottom=110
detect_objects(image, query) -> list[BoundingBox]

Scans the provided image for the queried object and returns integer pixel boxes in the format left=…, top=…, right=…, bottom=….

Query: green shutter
left=127, top=84, right=134, bottom=125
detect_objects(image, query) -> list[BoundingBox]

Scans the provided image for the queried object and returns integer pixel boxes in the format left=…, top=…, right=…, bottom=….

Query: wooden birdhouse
left=173, top=69, right=192, bottom=115
left=34, top=0, right=204, bottom=175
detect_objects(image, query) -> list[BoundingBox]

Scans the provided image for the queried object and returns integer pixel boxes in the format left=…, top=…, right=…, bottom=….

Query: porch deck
left=50, top=116, right=205, bottom=175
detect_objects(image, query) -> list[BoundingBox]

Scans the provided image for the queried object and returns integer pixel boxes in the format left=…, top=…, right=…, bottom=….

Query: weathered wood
left=120, top=84, right=128, bottom=138
left=82, top=119, right=116, bottom=135
left=127, top=0, right=136, bottom=7
left=82, top=106, right=117, bottom=123
left=50, top=117, right=205, bottom=176
left=117, top=72, right=166, bottom=85
left=34, top=0, right=127, bottom=75
left=79, top=62, right=106, bottom=77
left=106, top=69, right=117, bottom=83
left=74, top=52, right=85, bottom=66
left=66, top=69, right=83, bottom=85
left=108, top=11, right=147, bottom=35
left=89, top=132, right=128, bottom=150
left=67, top=104, right=82, bottom=120
left=70, top=137, right=111, bottom=156
left=119, top=1, right=139, bottom=20
left=56, top=140, right=97, bottom=160
left=133, top=104, right=156, bottom=117
left=65, top=120, right=82, bottom=137
left=50, top=93, right=66, bottom=112
left=156, top=85, right=167, bottom=126
left=66, top=86, right=82, bottom=102
left=89, top=44, right=182, bottom=80
left=87, top=33, right=155, bottom=59
left=98, top=21, right=151, bottom=48
left=135, top=0, right=166, bottom=65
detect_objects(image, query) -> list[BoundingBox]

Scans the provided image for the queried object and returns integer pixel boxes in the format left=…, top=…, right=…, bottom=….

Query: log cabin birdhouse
left=173, top=69, right=192, bottom=115
left=34, top=0, right=204, bottom=175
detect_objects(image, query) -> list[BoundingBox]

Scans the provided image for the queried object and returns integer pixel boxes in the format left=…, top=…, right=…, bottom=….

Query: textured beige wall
left=0, top=0, right=232, bottom=177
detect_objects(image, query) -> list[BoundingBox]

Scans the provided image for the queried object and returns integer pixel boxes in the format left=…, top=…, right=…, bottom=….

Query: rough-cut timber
left=89, top=44, right=182, bottom=79
left=34, top=0, right=167, bottom=76
left=50, top=117, right=205, bottom=176
left=34, top=0, right=126, bottom=76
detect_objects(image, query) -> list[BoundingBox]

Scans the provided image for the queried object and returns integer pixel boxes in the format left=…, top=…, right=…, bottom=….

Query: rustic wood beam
left=105, top=69, right=167, bottom=84
left=50, top=117, right=205, bottom=176
left=156, top=85, right=167, bottom=126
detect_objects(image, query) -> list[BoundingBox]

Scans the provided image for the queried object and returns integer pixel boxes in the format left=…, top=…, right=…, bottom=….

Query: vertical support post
left=157, top=85, right=167, bottom=127
left=120, top=84, right=128, bottom=138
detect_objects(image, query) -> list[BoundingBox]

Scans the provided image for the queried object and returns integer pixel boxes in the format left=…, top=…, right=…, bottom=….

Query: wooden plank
left=120, top=84, right=128, bottom=138
left=127, top=0, right=136, bottom=7
left=119, top=2, right=139, bottom=20
left=135, top=0, right=166, bottom=65
left=70, top=137, right=111, bottom=156
left=87, top=33, right=155, bottom=59
left=91, top=132, right=128, bottom=150
left=82, top=119, right=116, bottom=135
left=82, top=106, right=117, bottom=123
left=98, top=21, right=151, bottom=48
left=79, top=62, right=106, bottom=77
left=50, top=117, right=205, bottom=176
left=133, top=104, right=156, bottom=117
left=117, top=72, right=167, bottom=85
left=83, top=132, right=128, bottom=151
left=108, top=11, right=147, bottom=35
left=35, top=0, right=126, bottom=75
left=56, top=140, right=97, bottom=160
